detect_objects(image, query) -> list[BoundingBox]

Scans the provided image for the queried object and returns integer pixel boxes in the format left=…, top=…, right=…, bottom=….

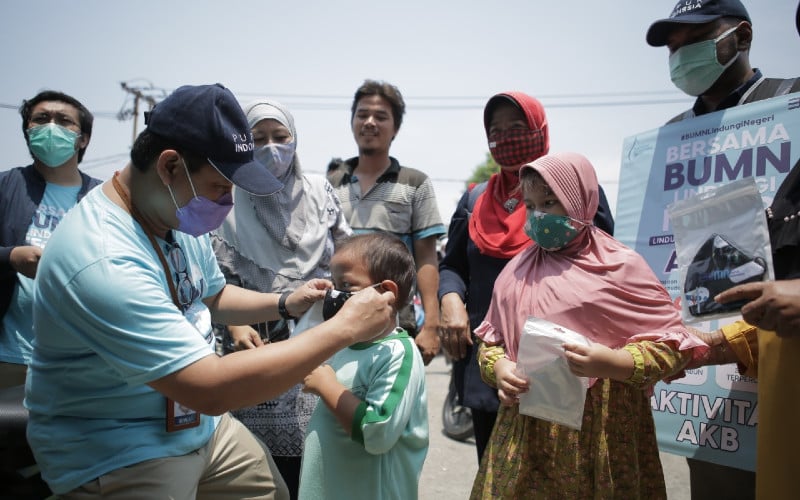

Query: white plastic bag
left=516, top=317, right=591, bottom=430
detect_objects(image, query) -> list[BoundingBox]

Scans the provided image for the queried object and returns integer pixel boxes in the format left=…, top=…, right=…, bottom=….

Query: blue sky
left=2, top=1, right=798, bottom=222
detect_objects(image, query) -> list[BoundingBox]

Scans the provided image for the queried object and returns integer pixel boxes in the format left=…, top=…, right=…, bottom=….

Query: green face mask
left=524, top=210, right=582, bottom=251
left=669, top=25, right=740, bottom=97
left=27, top=123, right=80, bottom=167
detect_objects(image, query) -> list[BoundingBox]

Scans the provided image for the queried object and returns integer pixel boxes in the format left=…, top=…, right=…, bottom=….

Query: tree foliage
left=466, top=152, right=500, bottom=187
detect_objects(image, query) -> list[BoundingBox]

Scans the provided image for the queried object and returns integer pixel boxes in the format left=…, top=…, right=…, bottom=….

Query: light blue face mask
left=27, top=123, right=81, bottom=167
left=253, top=142, right=296, bottom=179
left=669, top=24, right=741, bottom=97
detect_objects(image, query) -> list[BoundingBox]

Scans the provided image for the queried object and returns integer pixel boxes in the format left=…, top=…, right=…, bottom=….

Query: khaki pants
left=62, top=413, right=289, bottom=500
left=0, top=361, right=27, bottom=389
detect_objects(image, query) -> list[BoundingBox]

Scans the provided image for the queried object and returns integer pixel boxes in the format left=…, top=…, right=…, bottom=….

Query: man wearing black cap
left=24, top=84, right=396, bottom=499
left=647, top=0, right=800, bottom=123
left=647, top=2, right=800, bottom=499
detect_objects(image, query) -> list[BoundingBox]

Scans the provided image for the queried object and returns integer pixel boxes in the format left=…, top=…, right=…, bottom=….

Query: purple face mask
left=168, top=160, right=234, bottom=237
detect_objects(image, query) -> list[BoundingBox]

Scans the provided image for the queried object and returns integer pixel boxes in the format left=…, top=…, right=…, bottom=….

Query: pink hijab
left=475, top=152, right=707, bottom=376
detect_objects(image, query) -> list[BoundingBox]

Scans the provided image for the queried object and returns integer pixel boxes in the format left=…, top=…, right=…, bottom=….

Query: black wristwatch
left=278, top=290, right=295, bottom=320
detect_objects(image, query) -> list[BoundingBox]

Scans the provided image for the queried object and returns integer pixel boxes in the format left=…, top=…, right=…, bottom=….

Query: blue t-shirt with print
left=0, top=182, right=81, bottom=364
left=25, top=185, right=226, bottom=494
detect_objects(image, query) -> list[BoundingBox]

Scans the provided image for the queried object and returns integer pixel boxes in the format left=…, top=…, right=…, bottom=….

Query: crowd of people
left=0, top=0, right=798, bottom=498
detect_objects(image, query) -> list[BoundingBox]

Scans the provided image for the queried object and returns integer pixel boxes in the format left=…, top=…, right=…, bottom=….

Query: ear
left=154, top=149, right=183, bottom=186
left=378, top=279, right=399, bottom=304
left=77, top=133, right=90, bottom=151
left=735, top=22, right=752, bottom=51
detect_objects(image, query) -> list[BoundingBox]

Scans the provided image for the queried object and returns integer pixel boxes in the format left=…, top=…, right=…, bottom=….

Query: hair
left=130, top=129, right=206, bottom=173
left=335, top=232, right=416, bottom=310
left=519, top=167, right=553, bottom=197
left=350, top=80, right=406, bottom=132
left=19, top=90, right=94, bottom=163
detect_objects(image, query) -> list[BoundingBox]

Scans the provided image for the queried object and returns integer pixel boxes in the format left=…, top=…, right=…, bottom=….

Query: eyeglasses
left=29, top=111, right=80, bottom=131
left=166, top=240, right=195, bottom=311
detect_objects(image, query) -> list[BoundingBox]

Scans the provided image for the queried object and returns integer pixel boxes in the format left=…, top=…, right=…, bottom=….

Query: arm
left=149, top=285, right=395, bottom=415
left=476, top=341, right=529, bottom=406
left=303, top=364, right=361, bottom=436
left=563, top=343, right=635, bottom=381
left=204, top=278, right=329, bottom=326
left=438, top=191, right=473, bottom=360
left=412, top=235, right=441, bottom=365
left=716, top=279, right=800, bottom=338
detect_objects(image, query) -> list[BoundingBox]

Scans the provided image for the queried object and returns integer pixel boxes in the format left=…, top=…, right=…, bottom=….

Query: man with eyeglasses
left=0, top=90, right=100, bottom=389
left=24, top=84, right=396, bottom=499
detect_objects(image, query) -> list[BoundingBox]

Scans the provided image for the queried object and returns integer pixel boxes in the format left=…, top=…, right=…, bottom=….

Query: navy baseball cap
left=145, top=84, right=282, bottom=196
left=647, top=0, right=751, bottom=47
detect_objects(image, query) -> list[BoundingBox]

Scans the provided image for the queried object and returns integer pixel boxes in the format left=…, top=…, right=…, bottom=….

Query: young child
left=298, top=233, right=429, bottom=500
left=471, top=152, right=708, bottom=499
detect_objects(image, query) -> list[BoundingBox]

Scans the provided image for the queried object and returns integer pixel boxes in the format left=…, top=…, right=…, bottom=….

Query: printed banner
left=615, top=92, right=800, bottom=471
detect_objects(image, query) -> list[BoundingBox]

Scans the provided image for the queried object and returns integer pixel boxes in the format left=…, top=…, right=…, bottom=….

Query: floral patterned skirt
left=470, top=379, right=667, bottom=499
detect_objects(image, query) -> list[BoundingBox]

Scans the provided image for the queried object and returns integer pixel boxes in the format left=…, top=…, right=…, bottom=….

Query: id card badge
left=166, top=397, right=200, bottom=432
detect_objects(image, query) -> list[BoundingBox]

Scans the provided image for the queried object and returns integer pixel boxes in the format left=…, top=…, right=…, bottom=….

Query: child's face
left=330, top=250, right=375, bottom=292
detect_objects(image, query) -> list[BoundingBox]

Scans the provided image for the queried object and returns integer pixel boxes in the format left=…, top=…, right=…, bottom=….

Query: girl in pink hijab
left=470, top=152, right=708, bottom=499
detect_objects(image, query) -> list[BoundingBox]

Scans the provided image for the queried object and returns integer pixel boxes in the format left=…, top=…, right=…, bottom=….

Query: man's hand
left=494, top=357, right=530, bottom=406
left=285, top=278, right=332, bottom=318
left=330, top=286, right=395, bottom=344
left=563, top=343, right=634, bottom=381
left=229, top=325, right=263, bottom=350
left=10, top=245, right=42, bottom=279
left=415, top=324, right=440, bottom=365
left=438, top=293, right=472, bottom=360
left=716, top=279, right=800, bottom=337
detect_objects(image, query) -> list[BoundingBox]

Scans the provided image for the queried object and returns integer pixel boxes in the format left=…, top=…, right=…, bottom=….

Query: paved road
left=419, top=354, right=690, bottom=499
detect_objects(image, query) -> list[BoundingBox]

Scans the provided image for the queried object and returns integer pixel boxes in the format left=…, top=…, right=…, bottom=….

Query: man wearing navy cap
left=24, top=84, right=397, bottom=499
left=647, top=2, right=800, bottom=499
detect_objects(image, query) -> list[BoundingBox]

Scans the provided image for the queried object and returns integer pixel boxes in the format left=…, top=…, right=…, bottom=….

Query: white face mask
left=253, top=142, right=296, bottom=179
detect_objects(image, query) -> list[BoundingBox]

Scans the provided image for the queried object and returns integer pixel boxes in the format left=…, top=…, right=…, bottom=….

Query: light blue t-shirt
left=25, top=185, right=226, bottom=494
left=0, top=183, right=81, bottom=364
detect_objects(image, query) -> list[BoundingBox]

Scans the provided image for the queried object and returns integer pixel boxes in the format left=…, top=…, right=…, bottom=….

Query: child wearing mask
left=298, top=233, right=429, bottom=500
left=470, top=152, right=709, bottom=499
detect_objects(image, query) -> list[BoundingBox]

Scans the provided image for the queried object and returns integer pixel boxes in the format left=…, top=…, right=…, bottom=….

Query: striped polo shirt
left=327, top=157, right=446, bottom=252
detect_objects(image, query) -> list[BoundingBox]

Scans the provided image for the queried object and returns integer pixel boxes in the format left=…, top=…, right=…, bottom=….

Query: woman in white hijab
left=211, top=98, right=351, bottom=499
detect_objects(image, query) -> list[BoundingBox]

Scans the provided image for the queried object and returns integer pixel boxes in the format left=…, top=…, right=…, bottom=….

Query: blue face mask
left=27, top=123, right=81, bottom=167
left=524, top=210, right=583, bottom=251
left=669, top=25, right=740, bottom=96
left=253, top=142, right=296, bottom=179
left=167, top=159, right=234, bottom=237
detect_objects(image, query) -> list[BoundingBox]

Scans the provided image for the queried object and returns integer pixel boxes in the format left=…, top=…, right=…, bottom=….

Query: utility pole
left=118, top=81, right=161, bottom=145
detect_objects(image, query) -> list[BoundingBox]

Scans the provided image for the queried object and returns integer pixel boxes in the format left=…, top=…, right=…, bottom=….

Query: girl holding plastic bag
left=470, top=152, right=709, bottom=499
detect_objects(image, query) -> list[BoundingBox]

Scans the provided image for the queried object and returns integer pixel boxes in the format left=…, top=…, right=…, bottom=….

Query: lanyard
left=111, top=172, right=182, bottom=310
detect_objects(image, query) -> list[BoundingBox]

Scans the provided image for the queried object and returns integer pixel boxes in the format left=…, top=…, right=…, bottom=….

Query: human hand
left=563, top=343, right=633, bottom=381
left=302, top=364, right=337, bottom=396
left=494, top=357, right=530, bottom=406
left=9, top=246, right=42, bottom=279
left=229, top=325, right=263, bottom=350
left=438, top=293, right=472, bottom=360
left=331, top=286, right=395, bottom=344
left=286, top=279, right=332, bottom=317
left=715, top=280, right=800, bottom=337
left=415, top=324, right=440, bottom=366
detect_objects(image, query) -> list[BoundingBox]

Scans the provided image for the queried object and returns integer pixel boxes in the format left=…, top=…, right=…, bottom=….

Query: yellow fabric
left=755, top=331, right=800, bottom=500
left=476, top=341, right=505, bottom=388
left=720, top=320, right=759, bottom=378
